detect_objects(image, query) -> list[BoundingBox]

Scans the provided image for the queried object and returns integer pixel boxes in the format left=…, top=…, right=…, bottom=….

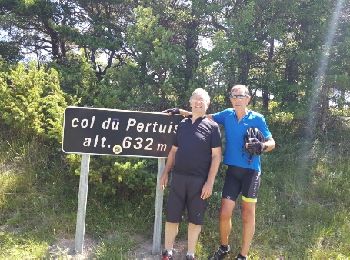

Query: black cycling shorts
left=166, top=174, right=207, bottom=225
left=222, top=165, right=261, bottom=203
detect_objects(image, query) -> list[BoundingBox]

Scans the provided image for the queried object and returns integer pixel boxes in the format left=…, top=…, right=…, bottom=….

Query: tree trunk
left=238, top=50, right=251, bottom=84
left=42, top=19, right=63, bottom=60
left=317, top=83, right=330, bottom=131
left=339, top=88, right=345, bottom=109
left=262, top=38, right=274, bottom=112
left=183, top=20, right=199, bottom=97
left=282, top=55, right=298, bottom=105
left=181, top=2, right=200, bottom=105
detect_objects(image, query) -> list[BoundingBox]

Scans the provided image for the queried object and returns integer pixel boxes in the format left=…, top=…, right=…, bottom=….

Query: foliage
left=0, top=62, right=68, bottom=142
left=50, top=53, right=98, bottom=106
left=0, top=41, right=23, bottom=62
left=66, top=154, right=157, bottom=199
left=1, top=0, right=349, bottom=119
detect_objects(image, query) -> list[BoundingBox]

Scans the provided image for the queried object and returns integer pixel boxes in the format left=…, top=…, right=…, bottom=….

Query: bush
left=50, top=53, right=98, bottom=106
left=0, top=62, right=68, bottom=143
left=66, top=154, right=157, bottom=199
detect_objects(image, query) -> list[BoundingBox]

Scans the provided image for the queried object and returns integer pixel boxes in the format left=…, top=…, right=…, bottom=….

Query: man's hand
left=159, top=173, right=169, bottom=190
left=201, top=181, right=214, bottom=200
left=162, top=108, right=192, bottom=117
left=246, top=138, right=264, bottom=155
left=162, top=108, right=180, bottom=115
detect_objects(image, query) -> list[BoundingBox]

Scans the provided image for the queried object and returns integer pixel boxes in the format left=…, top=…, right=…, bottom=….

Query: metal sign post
left=152, top=158, right=166, bottom=254
left=74, top=154, right=90, bottom=254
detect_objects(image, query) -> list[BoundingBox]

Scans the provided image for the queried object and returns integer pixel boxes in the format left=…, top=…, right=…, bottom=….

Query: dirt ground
left=47, top=237, right=96, bottom=259
left=48, top=235, right=187, bottom=259
left=131, top=235, right=187, bottom=260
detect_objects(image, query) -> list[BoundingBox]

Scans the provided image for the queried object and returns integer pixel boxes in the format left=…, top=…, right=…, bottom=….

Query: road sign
left=62, top=106, right=182, bottom=158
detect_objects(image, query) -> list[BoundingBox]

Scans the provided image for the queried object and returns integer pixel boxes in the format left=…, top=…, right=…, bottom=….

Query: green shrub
left=0, top=62, right=68, bottom=143
left=50, top=53, right=98, bottom=106
left=66, top=154, right=157, bottom=199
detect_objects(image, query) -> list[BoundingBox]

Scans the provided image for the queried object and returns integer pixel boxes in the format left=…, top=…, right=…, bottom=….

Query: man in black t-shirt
left=160, top=88, right=222, bottom=260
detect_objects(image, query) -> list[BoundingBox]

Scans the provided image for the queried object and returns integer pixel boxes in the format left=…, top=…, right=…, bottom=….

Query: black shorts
left=222, top=165, right=261, bottom=203
left=166, top=174, right=207, bottom=225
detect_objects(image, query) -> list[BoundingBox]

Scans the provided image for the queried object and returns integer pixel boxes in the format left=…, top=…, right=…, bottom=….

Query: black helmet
left=244, top=128, right=265, bottom=155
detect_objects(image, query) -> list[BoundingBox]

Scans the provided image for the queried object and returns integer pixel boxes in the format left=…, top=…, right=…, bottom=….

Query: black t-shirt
left=173, top=116, right=221, bottom=178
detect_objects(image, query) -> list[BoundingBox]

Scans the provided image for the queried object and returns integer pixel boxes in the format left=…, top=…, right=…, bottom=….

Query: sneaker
left=209, top=245, right=231, bottom=260
left=235, top=253, right=247, bottom=260
left=186, top=255, right=195, bottom=260
left=162, top=249, right=173, bottom=260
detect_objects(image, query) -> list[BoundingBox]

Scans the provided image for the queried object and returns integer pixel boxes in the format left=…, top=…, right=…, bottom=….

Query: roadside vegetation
left=1, top=110, right=349, bottom=259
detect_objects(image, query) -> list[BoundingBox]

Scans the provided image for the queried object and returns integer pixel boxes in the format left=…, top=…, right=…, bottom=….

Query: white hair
left=231, top=84, right=250, bottom=96
left=190, top=88, right=210, bottom=105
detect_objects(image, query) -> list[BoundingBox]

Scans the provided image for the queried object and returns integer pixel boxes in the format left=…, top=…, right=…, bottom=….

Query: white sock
left=186, top=252, right=195, bottom=257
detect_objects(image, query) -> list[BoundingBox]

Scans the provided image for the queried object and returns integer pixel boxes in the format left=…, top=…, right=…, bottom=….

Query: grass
left=0, top=131, right=75, bottom=258
left=94, top=233, right=137, bottom=259
left=198, top=117, right=350, bottom=259
left=0, top=116, right=350, bottom=259
left=0, top=127, right=155, bottom=259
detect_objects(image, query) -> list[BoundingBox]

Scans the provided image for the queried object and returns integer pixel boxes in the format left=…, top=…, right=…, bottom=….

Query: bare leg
left=219, top=198, right=236, bottom=245
left=187, top=222, right=202, bottom=255
left=240, top=201, right=256, bottom=256
left=164, top=222, right=179, bottom=250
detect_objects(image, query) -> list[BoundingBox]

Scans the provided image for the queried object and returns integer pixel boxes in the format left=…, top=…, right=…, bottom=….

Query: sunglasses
left=229, top=93, right=248, bottom=99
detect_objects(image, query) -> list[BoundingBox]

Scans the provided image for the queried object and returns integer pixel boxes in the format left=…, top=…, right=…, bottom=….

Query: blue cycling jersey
left=212, top=108, right=272, bottom=172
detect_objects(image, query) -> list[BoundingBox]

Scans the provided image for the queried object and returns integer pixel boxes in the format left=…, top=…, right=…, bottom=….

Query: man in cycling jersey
left=174, top=85, right=275, bottom=260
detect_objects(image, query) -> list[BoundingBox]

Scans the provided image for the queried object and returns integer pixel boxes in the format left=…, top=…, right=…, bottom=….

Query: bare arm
left=201, top=146, right=222, bottom=199
left=263, top=137, right=275, bottom=152
left=159, top=145, right=178, bottom=190
left=178, top=109, right=215, bottom=121
left=178, top=109, right=191, bottom=117
left=162, top=108, right=192, bottom=117
left=163, top=107, right=216, bottom=122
